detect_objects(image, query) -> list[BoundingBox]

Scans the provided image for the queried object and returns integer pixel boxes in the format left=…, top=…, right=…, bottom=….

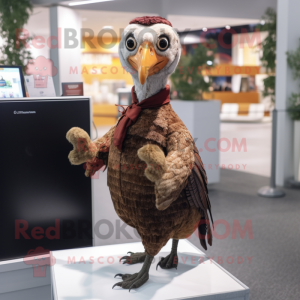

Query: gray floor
left=188, top=169, right=300, bottom=300
left=220, top=122, right=272, bottom=177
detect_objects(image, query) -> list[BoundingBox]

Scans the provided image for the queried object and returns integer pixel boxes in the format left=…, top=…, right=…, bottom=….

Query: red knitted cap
left=129, top=16, right=172, bottom=27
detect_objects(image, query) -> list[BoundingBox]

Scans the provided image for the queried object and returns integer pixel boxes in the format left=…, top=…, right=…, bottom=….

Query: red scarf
left=113, top=85, right=170, bottom=150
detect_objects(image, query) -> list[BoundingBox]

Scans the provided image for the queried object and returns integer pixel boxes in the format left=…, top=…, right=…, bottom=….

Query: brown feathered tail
left=185, top=145, right=213, bottom=250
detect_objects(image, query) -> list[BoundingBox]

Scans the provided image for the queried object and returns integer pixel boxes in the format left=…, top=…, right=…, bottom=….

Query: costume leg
left=156, top=239, right=179, bottom=270
left=113, top=254, right=154, bottom=290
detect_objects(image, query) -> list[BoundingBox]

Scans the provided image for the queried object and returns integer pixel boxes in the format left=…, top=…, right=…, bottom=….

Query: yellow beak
left=128, top=41, right=169, bottom=85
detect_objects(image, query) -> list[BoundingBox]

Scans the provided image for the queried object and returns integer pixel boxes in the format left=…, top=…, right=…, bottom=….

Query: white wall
left=50, top=6, right=83, bottom=96
left=275, top=0, right=300, bottom=186
left=172, top=100, right=221, bottom=184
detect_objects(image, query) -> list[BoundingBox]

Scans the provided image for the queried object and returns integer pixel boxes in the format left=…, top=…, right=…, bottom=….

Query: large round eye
left=126, top=36, right=137, bottom=51
left=157, top=36, right=169, bottom=51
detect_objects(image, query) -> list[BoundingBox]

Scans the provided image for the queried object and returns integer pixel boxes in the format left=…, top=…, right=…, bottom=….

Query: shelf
left=202, top=65, right=261, bottom=76
left=203, top=91, right=260, bottom=104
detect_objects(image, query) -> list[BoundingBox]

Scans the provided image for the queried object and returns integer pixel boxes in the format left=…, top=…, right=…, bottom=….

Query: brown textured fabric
left=113, top=85, right=170, bottom=151
left=96, top=103, right=212, bottom=257
left=129, top=16, right=173, bottom=27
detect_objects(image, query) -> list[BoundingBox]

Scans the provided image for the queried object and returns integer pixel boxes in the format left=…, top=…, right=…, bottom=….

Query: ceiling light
left=225, top=25, right=231, bottom=30
left=69, top=0, right=113, bottom=6
left=180, top=34, right=202, bottom=44
left=202, top=27, right=207, bottom=32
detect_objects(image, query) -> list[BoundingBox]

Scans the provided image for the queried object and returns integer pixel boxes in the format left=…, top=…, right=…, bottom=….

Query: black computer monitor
left=0, top=65, right=26, bottom=98
left=0, top=97, right=93, bottom=261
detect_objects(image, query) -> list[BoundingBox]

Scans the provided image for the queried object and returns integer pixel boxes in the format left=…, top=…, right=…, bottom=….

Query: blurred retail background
left=1, top=1, right=281, bottom=180
left=1, top=2, right=300, bottom=299
left=2, top=0, right=300, bottom=184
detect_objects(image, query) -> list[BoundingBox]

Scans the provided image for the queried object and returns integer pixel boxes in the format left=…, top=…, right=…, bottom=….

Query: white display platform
left=51, top=240, right=249, bottom=300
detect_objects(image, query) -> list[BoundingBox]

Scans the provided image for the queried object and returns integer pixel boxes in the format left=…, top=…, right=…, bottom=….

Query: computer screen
left=0, top=97, right=93, bottom=261
left=0, top=66, right=26, bottom=98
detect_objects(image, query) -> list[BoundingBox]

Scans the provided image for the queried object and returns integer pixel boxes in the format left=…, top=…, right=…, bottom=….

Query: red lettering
left=204, top=138, right=216, bottom=152
left=15, top=28, right=31, bottom=49
left=240, top=29, right=261, bottom=49
left=217, top=138, right=231, bottom=152
left=212, top=219, right=231, bottom=240
left=187, top=66, right=194, bottom=74
left=81, top=66, right=88, bottom=74
left=68, top=256, right=76, bottom=264
left=70, top=66, right=78, bottom=75
left=79, top=256, right=86, bottom=264
left=15, top=220, right=30, bottom=239
left=107, top=256, right=114, bottom=264
left=226, top=256, right=234, bottom=264
left=98, top=256, right=104, bottom=264
left=111, top=66, right=118, bottom=74
left=101, top=66, right=107, bottom=74
left=181, top=256, right=188, bottom=264
left=32, top=36, right=45, bottom=49
left=218, top=28, right=237, bottom=49
left=247, top=256, right=253, bottom=264
left=232, top=220, right=253, bottom=239
left=31, top=227, right=44, bottom=240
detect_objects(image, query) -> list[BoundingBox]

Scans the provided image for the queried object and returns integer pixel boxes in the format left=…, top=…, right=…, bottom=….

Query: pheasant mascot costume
left=67, top=16, right=213, bottom=291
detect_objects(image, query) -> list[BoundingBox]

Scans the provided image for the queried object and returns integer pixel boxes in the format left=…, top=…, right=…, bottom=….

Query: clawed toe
left=119, top=251, right=146, bottom=265
left=156, top=254, right=178, bottom=270
left=119, top=256, right=129, bottom=263
left=119, top=256, right=133, bottom=264
left=112, top=253, right=153, bottom=291
left=112, top=282, right=122, bottom=289
left=112, top=272, right=148, bottom=291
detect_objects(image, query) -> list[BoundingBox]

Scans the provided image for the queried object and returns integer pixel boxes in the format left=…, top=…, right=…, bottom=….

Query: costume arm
left=84, top=125, right=116, bottom=177
left=66, top=125, right=116, bottom=177
left=138, top=117, right=194, bottom=210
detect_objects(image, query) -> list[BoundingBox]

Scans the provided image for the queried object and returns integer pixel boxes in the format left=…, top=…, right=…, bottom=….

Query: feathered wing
left=154, top=114, right=195, bottom=210
left=185, top=145, right=213, bottom=250
left=153, top=105, right=213, bottom=250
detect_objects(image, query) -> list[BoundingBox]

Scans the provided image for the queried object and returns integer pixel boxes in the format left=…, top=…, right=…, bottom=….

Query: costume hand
left=66, top=127, right=98, bottom=165
left=137, top=144, right=167, bottom=182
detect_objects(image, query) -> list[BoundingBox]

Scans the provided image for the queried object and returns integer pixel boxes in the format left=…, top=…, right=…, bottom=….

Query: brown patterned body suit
left=97, top=103, right=211, bottom=257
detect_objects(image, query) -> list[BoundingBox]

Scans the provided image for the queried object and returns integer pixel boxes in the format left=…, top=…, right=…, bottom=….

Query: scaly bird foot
left=113, top=272, right=149, bottom=290
left=156, top=253, right=178, bottom=270
left=119, top=251, right=146, bottom=265
left=113, top=254, right=153, bottom=291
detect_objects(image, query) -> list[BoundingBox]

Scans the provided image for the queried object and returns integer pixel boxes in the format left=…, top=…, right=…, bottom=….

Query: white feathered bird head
left=119, top=16, right=181, bottom=99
